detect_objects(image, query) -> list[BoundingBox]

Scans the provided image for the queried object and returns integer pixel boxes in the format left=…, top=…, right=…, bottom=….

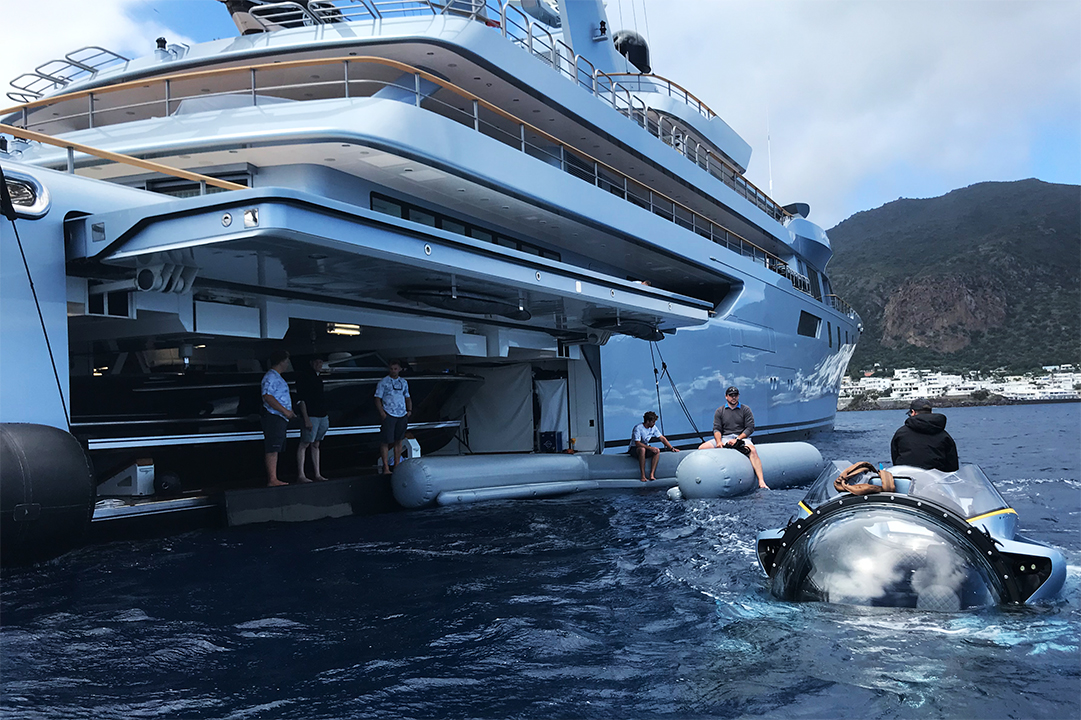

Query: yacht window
left=797, top=311, right=820, bottom=338
left=827, top=321, right=832, bottom=348
left=441, top=219, right=467, bottom=236
left=408, top=208, right=437, bottom=227
left=371, top=196, right=403, bottom=218
left=147, top=172, right=249, bottom=198
left=367, top=193, right=559, bottom=262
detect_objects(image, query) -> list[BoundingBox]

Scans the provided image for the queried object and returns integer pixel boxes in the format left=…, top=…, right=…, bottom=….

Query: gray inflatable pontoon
left=392, top=443, right=824, bottom=508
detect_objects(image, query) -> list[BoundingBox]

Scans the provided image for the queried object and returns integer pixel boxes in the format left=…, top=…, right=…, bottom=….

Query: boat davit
left=756, top=462, right=1065, bottom=610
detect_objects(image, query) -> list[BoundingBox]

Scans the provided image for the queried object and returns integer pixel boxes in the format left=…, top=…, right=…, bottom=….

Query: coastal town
left=839, top=365, right=1081, bottom=409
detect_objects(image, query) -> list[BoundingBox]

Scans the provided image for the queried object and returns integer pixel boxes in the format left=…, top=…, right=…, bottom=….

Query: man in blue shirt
left=698, top=386, right=768, bottom=489
left=629, top=410, right=679, bottom=482
left=374, top=359, right=412, bottom=475
left=261, top=349, right=296, bottom=487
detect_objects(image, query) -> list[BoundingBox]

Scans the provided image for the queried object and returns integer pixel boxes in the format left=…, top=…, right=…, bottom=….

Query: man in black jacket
left=890, top=398, right=959, bottom=472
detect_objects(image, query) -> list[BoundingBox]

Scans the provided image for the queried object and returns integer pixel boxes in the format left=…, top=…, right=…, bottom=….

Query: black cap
left=909, top=398, right=933, bottom=412
left=726, top=386, right=740, bottom=395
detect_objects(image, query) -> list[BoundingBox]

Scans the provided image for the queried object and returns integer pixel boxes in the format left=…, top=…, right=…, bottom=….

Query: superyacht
left=0, top=0, right=859, bottom=562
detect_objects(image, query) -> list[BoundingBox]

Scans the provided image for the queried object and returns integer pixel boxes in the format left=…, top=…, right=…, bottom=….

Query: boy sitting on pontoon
left=629, top=411, right=679, bottom=482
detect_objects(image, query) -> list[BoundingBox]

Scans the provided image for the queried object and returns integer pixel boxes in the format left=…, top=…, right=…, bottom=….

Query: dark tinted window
left=371, top=196, right=403, bottom=218
left=797, top=311, right=820, bottom=338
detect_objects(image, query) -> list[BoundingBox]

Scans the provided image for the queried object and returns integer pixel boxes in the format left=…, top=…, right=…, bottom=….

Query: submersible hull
left=757, top=463, right=1065, bottom=610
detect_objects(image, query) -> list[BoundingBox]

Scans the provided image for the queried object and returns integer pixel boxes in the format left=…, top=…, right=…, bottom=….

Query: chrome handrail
left=604, top=73, right=716, bottom=122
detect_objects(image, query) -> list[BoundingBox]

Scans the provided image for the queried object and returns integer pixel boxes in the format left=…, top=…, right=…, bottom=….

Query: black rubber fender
left=0, top=423, right=95, bottom=567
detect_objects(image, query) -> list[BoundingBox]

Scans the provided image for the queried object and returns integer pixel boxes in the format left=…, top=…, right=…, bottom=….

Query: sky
left=1, top=0, right=1078, bottom=229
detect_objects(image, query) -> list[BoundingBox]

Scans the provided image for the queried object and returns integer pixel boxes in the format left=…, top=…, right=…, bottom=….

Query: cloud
left=1, top=0, right=196, bottom=106
left=613, top=0, right=1081, bottom=228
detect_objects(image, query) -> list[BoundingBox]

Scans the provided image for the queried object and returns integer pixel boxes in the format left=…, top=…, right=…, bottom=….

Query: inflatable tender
left=0, top=423, right=96, bottom=567
left=393, top=443, right=823, bottom=508
left=757, top=462, right=1066, bottom=609
left=393, top=451, right=687, bottom=508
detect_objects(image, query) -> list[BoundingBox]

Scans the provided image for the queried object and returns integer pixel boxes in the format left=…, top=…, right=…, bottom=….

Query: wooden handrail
left=0, top=124, right=247, bottom=191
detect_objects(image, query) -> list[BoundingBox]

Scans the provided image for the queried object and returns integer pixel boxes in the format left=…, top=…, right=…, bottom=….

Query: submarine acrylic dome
left=756, top=463, right=1065, bottom=610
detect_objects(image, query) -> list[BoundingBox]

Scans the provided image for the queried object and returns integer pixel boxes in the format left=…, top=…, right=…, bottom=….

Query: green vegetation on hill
left=827, top=179, right=1081, bottom=373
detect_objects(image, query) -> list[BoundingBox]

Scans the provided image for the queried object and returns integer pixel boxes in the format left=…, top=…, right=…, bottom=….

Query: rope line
left=650, top=341, right=706, bottom=445
left=1, top=166, right=71, bottom=427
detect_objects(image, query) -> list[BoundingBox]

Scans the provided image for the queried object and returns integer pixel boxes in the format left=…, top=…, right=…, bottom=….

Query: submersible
left=757, top=462, right=1065, bottom=610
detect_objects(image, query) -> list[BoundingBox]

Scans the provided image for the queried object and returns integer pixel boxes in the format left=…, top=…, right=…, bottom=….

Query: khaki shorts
left=301, top=415, right=329, bottom=444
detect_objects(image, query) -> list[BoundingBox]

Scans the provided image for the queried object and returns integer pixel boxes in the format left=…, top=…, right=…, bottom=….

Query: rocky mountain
left=826, top=179, right=1080, bottom=373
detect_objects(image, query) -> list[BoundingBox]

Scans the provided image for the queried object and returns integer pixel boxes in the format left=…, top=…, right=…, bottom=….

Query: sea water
left=2, top=404, right=1078, bottom=719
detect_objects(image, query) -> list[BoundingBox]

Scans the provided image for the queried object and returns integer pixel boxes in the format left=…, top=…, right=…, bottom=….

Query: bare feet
left=314, top=475, right=329, bottom=482
left=649, top=475, right=656, bottom=481
left=639, top=477, right=649, bottom=483
left=758, top=482, right=770, bottom=490
left=267, top=479, right=288, bottom=487
left=297, top=476, right=312, bottom=483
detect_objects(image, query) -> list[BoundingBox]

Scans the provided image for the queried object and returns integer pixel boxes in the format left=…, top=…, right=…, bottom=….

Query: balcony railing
left=2, top=55, right=841, bottom=305
left=824, top=294, right=857, bottom=319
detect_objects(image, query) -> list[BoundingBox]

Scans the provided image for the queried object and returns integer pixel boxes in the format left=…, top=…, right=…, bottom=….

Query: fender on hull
left=0, top=423, right=96, bottom=567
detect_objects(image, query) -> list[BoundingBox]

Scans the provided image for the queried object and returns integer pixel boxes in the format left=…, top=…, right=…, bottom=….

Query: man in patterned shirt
left=261, top=349, right=296, bottom=487
left=374, top=359, right=412, bottom=475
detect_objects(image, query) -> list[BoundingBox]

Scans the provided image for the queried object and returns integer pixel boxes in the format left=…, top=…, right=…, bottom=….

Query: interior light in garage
left=327, top=322, right=361, bottom=336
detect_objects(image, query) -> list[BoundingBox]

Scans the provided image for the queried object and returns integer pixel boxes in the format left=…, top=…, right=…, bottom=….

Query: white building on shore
left=840, top=365, right=1081, bottom=406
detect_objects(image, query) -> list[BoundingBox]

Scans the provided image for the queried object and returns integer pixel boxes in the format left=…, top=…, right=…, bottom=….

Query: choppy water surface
left=2, top=404, right=1078, bottom=719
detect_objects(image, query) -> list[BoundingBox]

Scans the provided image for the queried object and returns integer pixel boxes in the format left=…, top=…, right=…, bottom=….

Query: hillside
left=827, top=179, right=1080, bottom=373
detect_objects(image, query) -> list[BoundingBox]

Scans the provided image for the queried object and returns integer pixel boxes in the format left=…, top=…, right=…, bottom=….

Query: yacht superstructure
left=1, top=0, right=859, bottom=560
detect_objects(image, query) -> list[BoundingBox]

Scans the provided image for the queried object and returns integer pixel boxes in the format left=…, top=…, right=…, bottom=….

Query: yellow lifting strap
left=834, top=461, right=895, bottom=496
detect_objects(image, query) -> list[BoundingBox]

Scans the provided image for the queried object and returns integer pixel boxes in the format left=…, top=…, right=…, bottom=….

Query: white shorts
left=703, top=434, right=754, bottom=448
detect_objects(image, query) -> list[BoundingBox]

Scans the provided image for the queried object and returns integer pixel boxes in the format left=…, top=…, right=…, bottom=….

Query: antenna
left=766, top=105, right=774, bottom=197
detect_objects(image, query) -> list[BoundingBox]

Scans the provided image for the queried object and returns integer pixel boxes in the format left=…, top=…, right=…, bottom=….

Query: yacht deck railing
left=1, top=55, right=823, bottom=301
left=6, top=0, right=790, bottom=224
left=825, top=294, right=856, bottom=318
left=0, top=124, right=246, bottom=191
